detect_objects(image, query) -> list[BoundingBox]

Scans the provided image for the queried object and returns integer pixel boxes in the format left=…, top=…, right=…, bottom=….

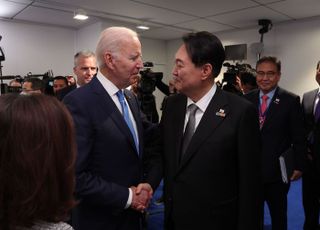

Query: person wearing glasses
left=245, top=56, right=307, bottom=230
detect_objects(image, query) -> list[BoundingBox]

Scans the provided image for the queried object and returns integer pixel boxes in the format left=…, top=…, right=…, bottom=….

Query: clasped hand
left=130, top=183, right=153, bottom=213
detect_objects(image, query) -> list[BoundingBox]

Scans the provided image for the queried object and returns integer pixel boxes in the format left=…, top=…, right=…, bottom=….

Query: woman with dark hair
left=0, top=94, right=76, bottom=230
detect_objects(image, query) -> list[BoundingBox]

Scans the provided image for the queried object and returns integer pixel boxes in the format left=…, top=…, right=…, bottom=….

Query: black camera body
left=222, top=63, right=251, bottom=84
left=137, top=62, right=163, bottom=123
left=139, top=62, right=163, bottom=94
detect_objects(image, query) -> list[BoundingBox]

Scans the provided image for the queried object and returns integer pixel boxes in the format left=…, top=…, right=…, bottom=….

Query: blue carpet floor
left=147, top=179, right=305, bottom=230
left=264, top=179, right=304, bottom=230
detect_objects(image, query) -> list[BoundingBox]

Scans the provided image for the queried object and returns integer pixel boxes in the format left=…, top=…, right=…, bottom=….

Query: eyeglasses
left=256, top=71, right=278, bottom=78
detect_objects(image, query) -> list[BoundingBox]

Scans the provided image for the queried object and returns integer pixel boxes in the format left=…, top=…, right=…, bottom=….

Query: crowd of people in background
left=1, top=26, right=320, bottom=230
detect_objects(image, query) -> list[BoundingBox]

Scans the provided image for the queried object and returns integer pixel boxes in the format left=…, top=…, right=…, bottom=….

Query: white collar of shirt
left=184, top=83, right=217, bottom=131
left=97, top=73, right=119, bottom=97
left=186, top=83, right=217, bottom=112
left=259, top=87, right=277, bottom=108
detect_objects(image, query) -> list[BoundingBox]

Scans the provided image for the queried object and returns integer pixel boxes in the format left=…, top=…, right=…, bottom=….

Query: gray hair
left=95, top=27, right=139, bottom=69
left=74, top=50, right=96, bottom=67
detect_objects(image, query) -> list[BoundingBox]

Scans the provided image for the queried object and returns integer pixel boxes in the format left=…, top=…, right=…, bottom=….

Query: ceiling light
left=73, top=9, right=88, bottom=20
left=136, top=25, right=150, bottom=30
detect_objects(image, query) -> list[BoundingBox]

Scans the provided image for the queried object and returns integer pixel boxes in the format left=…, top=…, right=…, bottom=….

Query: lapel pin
left=274, top=98, right=280, bottom=104
left=216, top=109, right=226, bottom=117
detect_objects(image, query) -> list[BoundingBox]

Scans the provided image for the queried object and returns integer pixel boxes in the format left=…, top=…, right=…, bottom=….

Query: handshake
left=130, top=183, right=153, bottom=213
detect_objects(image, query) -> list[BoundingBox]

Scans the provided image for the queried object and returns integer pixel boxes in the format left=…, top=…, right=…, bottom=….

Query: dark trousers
left=302, top=158, right=320, bottom=230
left=264, top=181, right=290, bottom=230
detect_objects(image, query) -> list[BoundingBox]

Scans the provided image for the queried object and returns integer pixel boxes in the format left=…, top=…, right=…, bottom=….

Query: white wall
left=75, top=22, right=102, bottom=54
left=166, top=17, right=320, bottom=98
left=0, top=20, right=75, bottom=78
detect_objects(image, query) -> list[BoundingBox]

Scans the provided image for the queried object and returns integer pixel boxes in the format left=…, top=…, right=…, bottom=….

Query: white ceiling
left=1, top=0, right=320, bottom=40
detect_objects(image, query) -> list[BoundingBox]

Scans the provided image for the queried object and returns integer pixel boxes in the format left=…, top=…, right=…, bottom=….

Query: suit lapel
left=89, top=78, right=138, bottom=156
left=309, top=89, right=318, bottom=114
left=177, top=88, right=228, bottom=172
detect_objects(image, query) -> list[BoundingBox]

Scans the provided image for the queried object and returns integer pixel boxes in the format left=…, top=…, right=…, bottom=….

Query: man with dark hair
left=21, top=77, right=44, bottom=95
left=141, top=31, right=262, bottom=230
left=245, top=56, right=307, bottom=230
left=53, top=76, right=68, bottom=94
left=239, top=69, right=258, bottom=94
left=301, top=60, right=320, bottom=230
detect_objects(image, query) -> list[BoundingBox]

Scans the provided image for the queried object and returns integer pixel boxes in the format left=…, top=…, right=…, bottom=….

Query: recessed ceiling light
left=136, top=25, right=150, bottom=30
left=73, top=9, right=88, bottom=20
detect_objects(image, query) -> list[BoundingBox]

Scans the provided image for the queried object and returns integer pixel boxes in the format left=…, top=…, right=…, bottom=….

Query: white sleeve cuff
left=125, top=188, right=133, bottom=209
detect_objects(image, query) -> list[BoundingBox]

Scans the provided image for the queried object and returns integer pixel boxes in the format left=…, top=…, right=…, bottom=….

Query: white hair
left=95, top=27, right=139, bottom=69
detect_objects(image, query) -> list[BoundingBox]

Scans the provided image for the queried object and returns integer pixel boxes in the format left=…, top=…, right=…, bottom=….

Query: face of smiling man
left=256, top=61, right=281, bottom=94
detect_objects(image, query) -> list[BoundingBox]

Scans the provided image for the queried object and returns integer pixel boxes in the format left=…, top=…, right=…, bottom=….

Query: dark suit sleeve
left=237, top=102, right=263, bottom=230
left=63, top=94, right=129, bottom=210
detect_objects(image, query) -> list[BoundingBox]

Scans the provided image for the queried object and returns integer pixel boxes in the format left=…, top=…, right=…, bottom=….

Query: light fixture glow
left=136, top=25, right=150, bottom=30
left=73, top=9, right=88, bottom=20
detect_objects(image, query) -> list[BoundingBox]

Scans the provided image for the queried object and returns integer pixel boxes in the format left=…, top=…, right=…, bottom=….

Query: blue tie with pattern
left=116, top=90, right=139, bottom=154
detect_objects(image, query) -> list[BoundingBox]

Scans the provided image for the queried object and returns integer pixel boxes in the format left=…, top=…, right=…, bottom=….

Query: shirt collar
left=186, top=83, right=217, bottom=112
left=97, top=72, right=119, bottom=96
left=259, top=87, right=277, bottom=100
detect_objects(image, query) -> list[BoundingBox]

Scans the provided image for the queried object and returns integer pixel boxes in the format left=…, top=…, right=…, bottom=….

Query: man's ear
left=201, top=63, right=213, bottom=80
left=104, top=52, right=114, bottom=68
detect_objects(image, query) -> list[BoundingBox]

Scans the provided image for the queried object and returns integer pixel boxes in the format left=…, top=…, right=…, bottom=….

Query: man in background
left=64, top=27, right=153, bottom=230
left=245, top=56, right=306, bottom=230
left=21, top=77, right=44, bottom=95
left=52, top=76, right=68, bottom=95
left=301, top=60, right=320, bottom=230
left=73, top=50, right=97, bottom=87
left=57, top=50, right=97, bottom=100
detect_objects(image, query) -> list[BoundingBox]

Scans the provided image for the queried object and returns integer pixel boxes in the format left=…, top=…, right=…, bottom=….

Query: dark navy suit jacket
left=245, top=87, right=307, bottom=183
left=64, top=76, right=153, bottom=230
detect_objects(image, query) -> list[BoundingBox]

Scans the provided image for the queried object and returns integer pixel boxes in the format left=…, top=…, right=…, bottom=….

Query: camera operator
left=237, top=69, right=258, bottom=94
left=221, top=63, right=257, bottom=95
left=137, top=62, right=163, bottom=123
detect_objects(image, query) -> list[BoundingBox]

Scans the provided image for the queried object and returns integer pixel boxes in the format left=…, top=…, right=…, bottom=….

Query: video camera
left=222, top=62, right=252, bottom=84
left=137, top=62, right=163, bottom=123
left=139, top=62, right=163, bottom=94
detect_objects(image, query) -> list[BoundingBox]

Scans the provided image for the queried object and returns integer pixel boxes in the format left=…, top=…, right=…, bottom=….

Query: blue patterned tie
left=116, top=90, right=139, bottom=154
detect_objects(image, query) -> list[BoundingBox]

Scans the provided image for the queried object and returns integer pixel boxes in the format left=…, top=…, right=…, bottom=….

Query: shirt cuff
left=125, top=188, right=133, bottom=209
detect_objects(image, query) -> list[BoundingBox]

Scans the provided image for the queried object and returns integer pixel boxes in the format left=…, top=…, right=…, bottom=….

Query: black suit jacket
left=302, top=89, right=318, bottom=149
left=147, top=87, right=262, bottom=230
left=64, top=76, right=153, bottom=230
left=303, top=89, right=320, bottom=173
left=245, top=87, right=307, bottom=183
